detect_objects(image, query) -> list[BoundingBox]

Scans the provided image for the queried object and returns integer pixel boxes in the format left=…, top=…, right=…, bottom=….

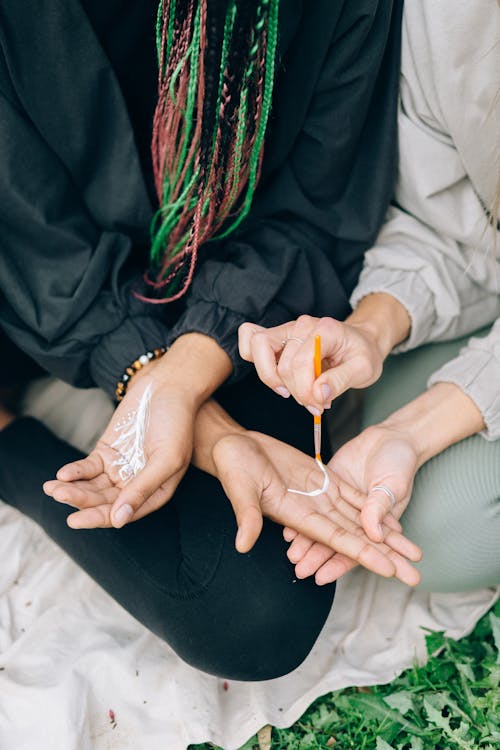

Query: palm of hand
left=212, top=431, right=420, bottom=583
left=286, top=426, right=421, bottom=585
left=43, top=377, right=194, bottom=528
left=331, top=425, right=419, bottom=522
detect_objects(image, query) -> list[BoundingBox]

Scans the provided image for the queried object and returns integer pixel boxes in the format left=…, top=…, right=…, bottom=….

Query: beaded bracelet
left=115, top=346, right=167, bottom=402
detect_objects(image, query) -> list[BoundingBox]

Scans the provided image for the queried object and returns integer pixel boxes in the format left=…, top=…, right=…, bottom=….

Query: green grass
left=190, top=598, right=500, bottom=750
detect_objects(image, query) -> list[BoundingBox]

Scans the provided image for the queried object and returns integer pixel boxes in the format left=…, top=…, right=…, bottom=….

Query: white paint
left=111, top=384, right=152, bottom=483
left=287, top=457, right=330, bottom=497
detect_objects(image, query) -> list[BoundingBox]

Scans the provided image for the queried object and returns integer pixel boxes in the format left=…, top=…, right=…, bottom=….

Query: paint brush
left=287, top=333, right=330, bottom=496
left=313, top=335, right=322, bottom=462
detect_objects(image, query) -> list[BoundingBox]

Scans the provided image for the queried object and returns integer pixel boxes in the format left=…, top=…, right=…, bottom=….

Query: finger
left=110, top=456, right=181, bottom=528
left=283, top=526, right=298, bottom=542
left=295, top=542, right=335, bottom=579
left=297, top=512, right=396, bottom=579
left=334, top=487, right=418, bottom=561
left=56, top=451, right=104, bottom=482
left=384, top=529, right=422, bottom=562
left=249, top=326, right=294, bottom=396
left=287, top=533, right=314, bottom=564
left=67, top=504, right=113, bottom=529
left=312, top=359, right=363, bottom=406
left=237, top=322, right=266, bottom=362
left=386, top=549, right=421, bottom=587
left=334, top=479, right=400, bottom=529
left=215, top=461, right=264, bottom=553
left=250, top=315, right=323, bottom=402
left=315, top=555, right=358, bottom=585
left=66, top=483, right=173, bottom=529
left=323, top=489, right=417, bottom=569
left=282, top=317, right=345, bottom=410
left=277, top=338, right=318, bottom=414
left=333, top=477, right=367, bottom=511
left=235, top=506, right=263, bottom=553
left=384, top=514, right=403, bottom=533
left=362, top=491, right=394, bottom=542
left=44, top=480, right=105, bottom=509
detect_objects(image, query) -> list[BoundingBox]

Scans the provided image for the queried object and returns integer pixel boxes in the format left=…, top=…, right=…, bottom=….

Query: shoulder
left=401, top=0, right=500, bottom=207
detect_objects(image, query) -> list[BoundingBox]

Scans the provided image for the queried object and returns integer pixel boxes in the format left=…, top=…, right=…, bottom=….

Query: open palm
left=212, top=430, right=421, bottom=584
left=43, top=374, right=195, bottom=528
left=284, top=425, right=421, bottom=585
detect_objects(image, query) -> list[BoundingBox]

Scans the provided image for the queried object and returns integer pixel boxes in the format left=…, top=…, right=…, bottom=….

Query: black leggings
left=0, top=371, right=336, bottom=681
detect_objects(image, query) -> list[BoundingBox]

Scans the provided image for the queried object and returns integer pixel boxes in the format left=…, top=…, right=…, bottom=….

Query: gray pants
left=362, top=329, right=500, bottom=592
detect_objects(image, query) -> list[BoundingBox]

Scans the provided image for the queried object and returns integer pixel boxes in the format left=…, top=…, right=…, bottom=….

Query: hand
left=285, top=423, right=421, bottom=585
left=238, top=294, right=411, bottom=414
left=239, top=315, right=384, bottom=415
left=43, top=333, right=232, bottom=529
left=43, top=367, right=195, bottom=528
left=210, top=430, right=422, bottom=585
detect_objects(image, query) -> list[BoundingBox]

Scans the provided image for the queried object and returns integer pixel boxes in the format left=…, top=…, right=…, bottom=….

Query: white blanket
left=0, top=379, right=498, bottom=750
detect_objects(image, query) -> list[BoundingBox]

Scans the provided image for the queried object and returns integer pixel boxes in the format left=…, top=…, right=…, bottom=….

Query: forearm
left=381, top=382, right=486, bottom=468
left=348, top=292, right=411, bottom=359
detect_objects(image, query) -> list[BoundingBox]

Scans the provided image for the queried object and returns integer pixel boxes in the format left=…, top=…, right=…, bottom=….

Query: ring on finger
left=370, top=484, right=396, bottom=510
left=280, top=336, right=305, bottom=347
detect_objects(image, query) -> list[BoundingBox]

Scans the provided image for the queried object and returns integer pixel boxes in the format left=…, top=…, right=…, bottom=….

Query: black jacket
left=0, top=0, right=402, bottom=396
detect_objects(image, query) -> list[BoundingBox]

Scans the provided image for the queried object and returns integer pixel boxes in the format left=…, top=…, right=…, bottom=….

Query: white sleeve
left=350, top=31, right=500, bottom=352
left=428, top=318, right=500, bottom=441
left=350, top=205, right=500, bottom=354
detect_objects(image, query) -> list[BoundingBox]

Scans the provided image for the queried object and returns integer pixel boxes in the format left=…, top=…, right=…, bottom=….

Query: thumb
left=235, top=503, right=264, bottom=553
left=313, top=361, right=359, bottom=407
left=220, top=469, right=264, bottom=553
left=110, top=455, right=179, bottom=528
left=361, top=487, right=395, bottom=542
left=212, top=434, right=266, bottom=552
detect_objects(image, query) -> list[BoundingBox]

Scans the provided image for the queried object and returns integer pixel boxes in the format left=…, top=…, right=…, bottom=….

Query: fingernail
left=376, top=523, right=384, bottom=538
left=321, top=384, right=332, bottom=402
left=306, top=405, right=321, bottom=417
left=275, top=386, right=290, bottom=398
left=113, top=503, right=133, bottom=527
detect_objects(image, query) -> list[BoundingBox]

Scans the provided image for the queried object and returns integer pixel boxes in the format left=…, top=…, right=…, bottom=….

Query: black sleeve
left=0, top=86, right=169, bottom=397
left=167, top=0, right=402, bottom=381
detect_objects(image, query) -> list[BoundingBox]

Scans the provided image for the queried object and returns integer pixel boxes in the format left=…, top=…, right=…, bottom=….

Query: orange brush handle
left=313, top=335, right=322, bottom=458
left=314, top=334, right=322, bottom=378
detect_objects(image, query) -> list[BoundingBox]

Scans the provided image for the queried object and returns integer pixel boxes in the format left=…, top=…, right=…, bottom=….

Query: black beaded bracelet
left=115, top=347, right=167, bottom=402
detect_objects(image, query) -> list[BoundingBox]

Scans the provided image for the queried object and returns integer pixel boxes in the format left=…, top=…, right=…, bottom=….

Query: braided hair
left=139, top=0, right=280, bottom=303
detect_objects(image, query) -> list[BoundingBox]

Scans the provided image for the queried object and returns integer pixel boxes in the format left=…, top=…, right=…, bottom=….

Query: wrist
left=146, top=333, right=233, bottom=408
left=193, top=400, right=246, bottom=476
left=381, top=382, right=486, bottom=468
left=348, top=293, right=411, bottom=360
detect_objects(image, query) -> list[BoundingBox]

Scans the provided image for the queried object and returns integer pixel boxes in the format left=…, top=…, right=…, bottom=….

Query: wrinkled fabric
left=0, top=0, right=402, bottom=395
left=351, top=0, right=500, bottom=438
left=0, top=377, right=497, bottom=750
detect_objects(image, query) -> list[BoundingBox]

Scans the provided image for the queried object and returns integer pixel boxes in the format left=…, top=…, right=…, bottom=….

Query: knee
left=153, top=579, right=336, bottom=681
left=403, top=438, right=500, bottom=592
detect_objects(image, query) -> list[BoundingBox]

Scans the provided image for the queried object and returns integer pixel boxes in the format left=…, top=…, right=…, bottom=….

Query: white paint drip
left=111, top=384, right=152, bottom=483
left=287, top=457, right=330, bottom=497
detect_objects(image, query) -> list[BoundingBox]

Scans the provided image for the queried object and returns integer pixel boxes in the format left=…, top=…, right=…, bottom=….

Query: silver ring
left=371, top=485, right=396, bottom=510
left=280, top=336, right=305, bottom=347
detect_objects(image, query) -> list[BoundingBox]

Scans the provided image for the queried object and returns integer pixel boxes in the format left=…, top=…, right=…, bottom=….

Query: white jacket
left=351, top=0, right=500, bottom=440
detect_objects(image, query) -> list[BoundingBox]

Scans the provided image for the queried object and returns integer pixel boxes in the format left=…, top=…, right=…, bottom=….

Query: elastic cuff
left=428, top=348, right=500, bottom=441
left=89, top=316, right=170, bottom=397
left=350, top=268, right=436, bottom=353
